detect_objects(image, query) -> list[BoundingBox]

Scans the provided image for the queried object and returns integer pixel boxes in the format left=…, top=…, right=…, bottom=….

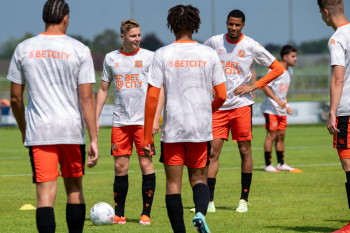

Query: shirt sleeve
left=149, top=51, right=164, bottom=88
left=78, top=46, right=95, bottom=85
left=329, top=37, right=345, bottom=67
left=212, top=52, right=226, bottom=86
left=7, top=45, right=25, bottom=84
left=101, top=55, right=113, bottom=82
left=203, top=37, right=213, bottom=48
left=253, top=42, right=276, bottom=68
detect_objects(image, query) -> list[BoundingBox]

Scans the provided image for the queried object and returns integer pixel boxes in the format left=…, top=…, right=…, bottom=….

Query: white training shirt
left=102, top=48, right=154, bottom=127
left=328, top=22, right=350, bottom=116
left=204, top=33, right=276, bottom=110
left=7, top=33, right=95, bottom=146
left=261, top=67, right=292, bottom=116
left=149, top=41, right=226, bottom=143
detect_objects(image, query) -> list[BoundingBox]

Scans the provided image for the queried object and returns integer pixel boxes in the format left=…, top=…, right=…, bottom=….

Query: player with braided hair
left=144, top=4, right=227, bottom=233
left=8, top=0, right=98, bottom=232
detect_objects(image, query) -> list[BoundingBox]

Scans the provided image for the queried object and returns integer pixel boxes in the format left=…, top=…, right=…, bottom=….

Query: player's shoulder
left=104, top=49, right=121, bottom=63
left=329, top=25, right=350, bottom=45
left=209, top=33, right=226, bottom=42
left=241, top=34, right=260, bottom=47
left=196, top=42, right=218, bottom=54
left=139, top=48, right=154, bottom=59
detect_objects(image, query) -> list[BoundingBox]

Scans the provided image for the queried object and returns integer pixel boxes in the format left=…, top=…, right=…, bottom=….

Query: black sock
left=66, top=204, right=85, bottom=233
left=277, top=151, right=284, bottom=165
left=141, top=173, right=156, bottom=217
left=346, top=171, right=350, bottom=183
left=207, top=178, right=216, bottom=202
left=114, top=175, right=128, bottom=217
left=165, top=194, right=185, bottom=233
left=264, top=151, right=272, bottom=166
left=240, top=173, right=252, bottom=202
left=193, top=183, right=210, bottom=216
left=346, top=182, right=350, bottom=209
left=36, top=207, right=56, bottom=233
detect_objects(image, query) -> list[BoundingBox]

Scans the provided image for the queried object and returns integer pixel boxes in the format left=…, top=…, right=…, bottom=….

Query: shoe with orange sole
left=139, top=215, right=151, bottom=225
left=112, top=215, right=126, bottom=224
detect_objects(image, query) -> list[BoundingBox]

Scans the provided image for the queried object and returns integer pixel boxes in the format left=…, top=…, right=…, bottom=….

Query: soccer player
left=95, top=19, right=156, bottom=225
left=261, top=45, right=302, bottom=173
left=143, top=5, right=227, bottom=232
left=203, top=9, right=284, bottom=213
left=7, top=1, right=99, bottom=232
left=318, top=0, right=350, bottom=232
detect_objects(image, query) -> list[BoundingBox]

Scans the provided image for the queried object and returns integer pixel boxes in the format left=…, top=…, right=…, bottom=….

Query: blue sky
left=1, top=0, right=349, bottom=47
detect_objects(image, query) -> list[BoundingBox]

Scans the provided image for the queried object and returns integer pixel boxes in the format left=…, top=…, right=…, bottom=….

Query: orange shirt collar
left=173, top=40, right=197, bottom=43
left=337, top=22, right=350, bottom=29
left=225, top=33, right=244, bottom=44
left=40, top=32, right=66, bottom=36
left=120, top=47, right=140, bottom=56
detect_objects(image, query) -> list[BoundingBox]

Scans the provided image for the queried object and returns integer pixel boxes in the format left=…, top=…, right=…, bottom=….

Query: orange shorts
left=160, top=142, right=210, bottom=168
left=263, top=113, right=287, bottom=131
left=29, top=144, right=85, bottom=183
left=334, top=116, right=350, bottom=159
left=111, top=126, right=144, bottom=156
left=212, top=105, right=252, bottom=141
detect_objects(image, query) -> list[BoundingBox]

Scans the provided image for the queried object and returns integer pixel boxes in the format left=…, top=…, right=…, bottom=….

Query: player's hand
left=143, top=144, right=155, bottom=157
left=21, top=131, right=28, bottom=148
left=278, top=100, right=287, bottom=108
left=286, top=107, right=293, bottom=115
left=234, top=84, right=257, bottom=97
left=96, top=121, right=100, bottom=138
left=212, top=86, right=216, bottom=96
left=87, top=141, right=99, bottom=168
left=153, top=119, right=160, bottom=135
left=328, top=113, right=340, bottom=135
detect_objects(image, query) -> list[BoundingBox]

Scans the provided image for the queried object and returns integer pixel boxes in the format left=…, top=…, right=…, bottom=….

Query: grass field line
left=0, top=163, right=340, bottom=178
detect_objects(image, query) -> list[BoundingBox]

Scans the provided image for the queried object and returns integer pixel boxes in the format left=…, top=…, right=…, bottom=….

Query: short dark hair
left=280, top=45, right=297, bottom=59
left=166, top=5, right=201, bottom=34
left=227, top=9, right=245, bottom=23
left=317, top=0, right=344, bottom=15
left=43, top=0, right=70, bottom=24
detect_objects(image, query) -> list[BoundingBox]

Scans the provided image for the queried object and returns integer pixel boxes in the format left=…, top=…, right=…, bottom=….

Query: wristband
left=286, top=104, right=290, bottom=108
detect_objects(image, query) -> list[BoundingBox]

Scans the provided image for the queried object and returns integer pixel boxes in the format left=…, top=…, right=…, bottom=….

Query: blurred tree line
left=0, top=29, right=164, bottom=59
left=0, top=29, right=330, bottom=60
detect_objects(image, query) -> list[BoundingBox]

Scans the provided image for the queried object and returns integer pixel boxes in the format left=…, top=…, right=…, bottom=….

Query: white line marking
left=0, top=163, right=341, bottom=178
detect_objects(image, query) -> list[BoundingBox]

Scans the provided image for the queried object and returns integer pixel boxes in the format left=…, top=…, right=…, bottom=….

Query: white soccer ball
left=90, top=202, right=115, bottom=226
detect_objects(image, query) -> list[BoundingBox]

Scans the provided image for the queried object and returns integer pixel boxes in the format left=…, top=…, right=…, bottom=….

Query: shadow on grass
left=183, top=206, right=236, bottom=211
left=253, top=168, right=266, bottom=172
left=324, top=219, right=349, bottom=223
left=266, top=226, right=337, bottom=232
left=85, top=217, right=140, bottom=225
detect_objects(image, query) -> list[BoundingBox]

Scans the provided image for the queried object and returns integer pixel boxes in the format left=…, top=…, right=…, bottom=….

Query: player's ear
left=120, top=34, right=125, bottom=42
left=241, top=23, right=245, bottom=29
left=324, top=8, right=330, bottom=16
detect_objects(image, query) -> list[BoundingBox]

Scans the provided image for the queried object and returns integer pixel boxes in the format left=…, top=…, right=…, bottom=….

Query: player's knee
left=239, top=145, right=251, bottom=158
left=114, top=162, right=129, bottom=175
left=267, top=131, right=277, bottom=141
left=210, top=148, right=220, bottom=161
left=277, top=131, right=285, bottom=141
left=139, top=159, right=154, bottom=174
left=64, top=177, right=83, bottom=193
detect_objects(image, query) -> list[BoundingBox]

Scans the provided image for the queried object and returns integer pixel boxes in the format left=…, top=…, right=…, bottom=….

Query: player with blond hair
left=8, top=0, right=99, bottom=232
left=318, top=0, right=350, bottom=232
left=95, top=19, right=156, bottom=225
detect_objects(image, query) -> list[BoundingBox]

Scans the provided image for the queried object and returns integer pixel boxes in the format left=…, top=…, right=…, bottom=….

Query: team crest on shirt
left=29, top=51, right=34, bottom=58
left=169, top=60, right=174, bottom=68
left=238, top=50, right=245, bottom=58
left=116, top=75, right=123, bottom=89
left=330, top=39, right=335, bottom=44
left=115, top=62, right=119, bottom=68
left=135, top=60, right=143, bottom=68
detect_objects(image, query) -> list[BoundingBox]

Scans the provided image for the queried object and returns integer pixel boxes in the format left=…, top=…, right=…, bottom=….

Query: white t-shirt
left=149, top=41, right=226, bottom=143
left=102, top=48, right=153, bottom=127
left=7, top=33, right=95, bottom=146
left=204, top=33, right=276, bottom=110
left=261, top=67, right=292, bottom=115
left=328, top=23, right=350, bottom=116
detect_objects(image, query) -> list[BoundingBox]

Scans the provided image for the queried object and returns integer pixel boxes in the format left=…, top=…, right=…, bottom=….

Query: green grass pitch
left=0, top=124, right=348, bottom=232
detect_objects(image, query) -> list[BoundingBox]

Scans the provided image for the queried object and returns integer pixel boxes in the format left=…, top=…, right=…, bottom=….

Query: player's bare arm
left=143, top=84, right=161, bottom=156
left=95, top=80, right=111, bottom=137
left=79, top=83, right=99, bottom=167
left=10, top=82, right=26, bottom=145
left=153, top=85, right=164, bottom=135
left=262, top=85, right=287, bottom=108
left=328, top=65, right=345, bottom=135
